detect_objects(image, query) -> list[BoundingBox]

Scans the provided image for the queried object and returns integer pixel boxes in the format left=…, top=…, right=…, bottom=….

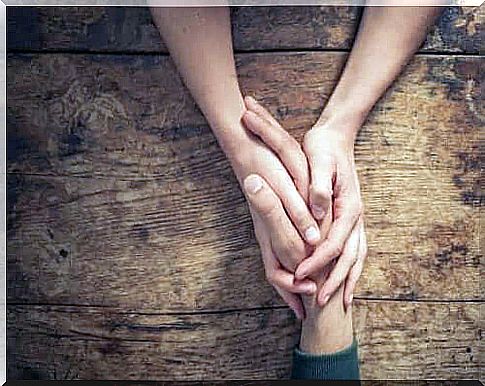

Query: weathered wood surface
left=8, top=301, right=481, bottom=379
left=6, top=6, right=484, bottom=54
left=6, top=169, right=482, bottom=308
left=6, top=5, right=484, bottom=381
left=7, top=52, right=482, bottom=308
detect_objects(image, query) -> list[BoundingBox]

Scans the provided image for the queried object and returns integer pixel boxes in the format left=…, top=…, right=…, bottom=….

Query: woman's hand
left=243, top=98, right=367, bottom=310
left=297, top=122, right=367, bottom=308
left=229, top=124, right=321, bottom=250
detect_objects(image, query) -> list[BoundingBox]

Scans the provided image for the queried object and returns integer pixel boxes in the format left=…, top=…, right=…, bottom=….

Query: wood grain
left=8, top=301, right=481, bottom=379
left=7, top=169, right=482, bottom=309
left=6, top=6, right=484, bottom=54
left=6, top=7, right=484, bottom=381
left=7, top=52, right=482, bottom=307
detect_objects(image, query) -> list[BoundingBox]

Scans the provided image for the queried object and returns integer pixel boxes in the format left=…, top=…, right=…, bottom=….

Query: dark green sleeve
left=291, top=337, right=360, bottom=380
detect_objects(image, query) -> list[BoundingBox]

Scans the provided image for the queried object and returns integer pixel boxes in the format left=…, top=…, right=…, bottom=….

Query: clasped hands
left=232, top=96, right=367, bottom=320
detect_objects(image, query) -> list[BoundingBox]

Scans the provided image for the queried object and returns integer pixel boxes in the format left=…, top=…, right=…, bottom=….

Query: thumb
left=308, top=154, right=335, bottom=220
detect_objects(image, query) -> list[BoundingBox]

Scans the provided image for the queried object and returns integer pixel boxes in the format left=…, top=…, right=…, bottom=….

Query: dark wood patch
left=6, top=6, right=484, bottom=54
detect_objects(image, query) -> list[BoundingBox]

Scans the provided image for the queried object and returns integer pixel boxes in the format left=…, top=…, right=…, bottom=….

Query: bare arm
left=318, top=6, right=444, bottom=133
left=151, top=7, right=323, bottom=318
left=297, top=7, right=443, bottom=308
left=150, top=7, right=245, bottom=155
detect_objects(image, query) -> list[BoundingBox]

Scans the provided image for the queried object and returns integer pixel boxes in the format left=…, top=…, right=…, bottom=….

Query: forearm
left=300, top=211, right=353, bottom=353
left=292, top=272, right=359, bottom=379
left=151, top=7, right=248, bottom=156
left=300, top=269, right=353, bottom=354
left=318, top=6, right=443, bottom=137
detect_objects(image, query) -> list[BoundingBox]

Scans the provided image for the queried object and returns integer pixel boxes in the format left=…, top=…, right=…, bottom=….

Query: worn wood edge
left=6, top=6, right=484, bottom=55
left=6, top=171, right=482, bottom=306
left=7, top=301, right=482, bottom=379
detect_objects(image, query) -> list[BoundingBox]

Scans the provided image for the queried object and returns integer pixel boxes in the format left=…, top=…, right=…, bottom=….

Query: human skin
left=151, top=6, right=443, bottom=326
left=244, top=171, right=352, bottom=353
left=239, top=6, right=443, bottom=353
left=150, top=7, right=319, bottom=319
left=244, top=6, right=443, bottom=310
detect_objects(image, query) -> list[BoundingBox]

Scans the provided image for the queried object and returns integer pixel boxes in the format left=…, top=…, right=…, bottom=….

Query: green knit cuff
left=291, top=337, right=360, bottom=380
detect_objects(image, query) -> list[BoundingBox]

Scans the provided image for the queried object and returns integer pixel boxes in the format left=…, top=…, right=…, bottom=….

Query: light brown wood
left=6, top=7, right=483, bottom=380
left=6, top=6, right=484, bottom=54
left=7, top=52, right=482, bottom=308
left=7, top=168, right=482, bottom=309
left=7, top=301, right=481, bottom=379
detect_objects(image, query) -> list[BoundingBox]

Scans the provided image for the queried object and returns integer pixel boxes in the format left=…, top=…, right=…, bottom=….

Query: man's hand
left=230, top=128, right=321, bottom=249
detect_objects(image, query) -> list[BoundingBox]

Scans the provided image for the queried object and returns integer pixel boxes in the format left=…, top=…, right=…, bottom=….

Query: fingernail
left=295, top=266, right=307, bottom=280
left=244, top=175, right=263, bottom=195
left=246, top=95, right=257, bottom=105
left=320, top=294, right=330, bottom=306
left=301, top=282, right=317, bottom=295
left=305, top=226, right=320, bottom=243
left=312, top=205, right=325, bottom=220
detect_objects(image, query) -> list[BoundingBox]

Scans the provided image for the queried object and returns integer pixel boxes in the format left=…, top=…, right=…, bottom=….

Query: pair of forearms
left=151, top=6, right=442, bottom=148
left=151, top=6, right=442, bottom=354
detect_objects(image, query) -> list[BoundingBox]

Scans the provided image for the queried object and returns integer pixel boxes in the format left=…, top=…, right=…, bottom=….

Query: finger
left=317, top=223, right=360, bottom=306
left=274, top=284, right=306, bottom=320
left=308, top=153, right=335, bottom=220
left=343, top=222, right=367, bottom=309
left=242, top=106, right=310, bottom=201
left=295, top=199, right=361, bottom=279
left=268, top=268, right=317, bottom=296
left=244, top=174, right=320, bottom=246
left=245, top=175, right=309, bottom=270
left=255, top=216, right=316, bottom=296
left=245, top=95, right=284, bottom=131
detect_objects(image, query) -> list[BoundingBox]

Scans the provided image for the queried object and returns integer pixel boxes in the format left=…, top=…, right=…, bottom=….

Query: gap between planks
left=6, top=48, right=485, bottom=57
left=7, top=296, right=485, bottom=317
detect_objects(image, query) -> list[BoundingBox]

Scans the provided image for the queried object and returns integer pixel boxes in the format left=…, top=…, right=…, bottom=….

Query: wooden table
left=6, top=6, right=484, bottom=380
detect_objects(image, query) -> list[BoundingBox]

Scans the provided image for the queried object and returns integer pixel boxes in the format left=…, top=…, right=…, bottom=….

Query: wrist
left=215, top=127, right=256, bottom=183
left=300, top=285, right=353, bottom=354
left=314, top=106, right=367, bottom=141
left=212, top=122, right=251, bottom=163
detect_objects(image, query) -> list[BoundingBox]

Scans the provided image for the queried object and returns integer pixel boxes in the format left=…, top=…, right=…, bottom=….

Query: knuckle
left=288, top=244, right=306, bottom=265
left=260, top=202, right=279, bottom=218
left=311, top=184, right=332, bottom=202
left=288, top=137, right=302, bottom=154
left=282, top=236, right=299, bottom=256
left=329, top=242, right=344, bottom=258
left=303, top=130, right=318, bottom=151
left=274, top=134, right=292, bottom=153
left=292, top=206, right=310, bottom=227
left=255, top=193, right=279, bottom=217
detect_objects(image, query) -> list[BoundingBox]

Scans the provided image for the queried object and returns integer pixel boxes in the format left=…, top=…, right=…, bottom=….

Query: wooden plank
left=7, top=52, right=482, bottom=307
left=6, top=168, right=482, bottom=308
left=7, top=301, right=481, bottom=379
left=7, top=53, right=482, bottom=179
left=6, top=6, right=484, bottom=54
